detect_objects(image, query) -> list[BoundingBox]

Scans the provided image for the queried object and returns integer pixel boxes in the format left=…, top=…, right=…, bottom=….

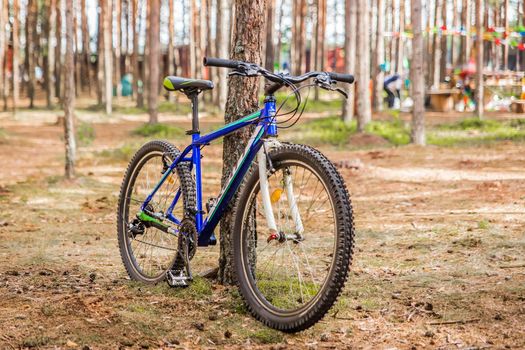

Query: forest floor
left=0, top=103, right=524, bottom=349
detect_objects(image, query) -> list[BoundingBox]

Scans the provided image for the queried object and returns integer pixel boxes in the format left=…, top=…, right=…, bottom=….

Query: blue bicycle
left=117, top=57, right=355, bottom=332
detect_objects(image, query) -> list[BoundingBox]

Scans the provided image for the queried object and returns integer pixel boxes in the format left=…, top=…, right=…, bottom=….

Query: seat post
left=189, top=92, right=200, bottom=136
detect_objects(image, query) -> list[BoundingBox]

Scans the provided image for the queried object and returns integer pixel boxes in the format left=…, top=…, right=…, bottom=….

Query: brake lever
left=335, top=88, right=348, bottom=99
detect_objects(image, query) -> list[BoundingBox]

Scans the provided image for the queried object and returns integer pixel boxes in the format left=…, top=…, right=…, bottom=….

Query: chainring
left=178, top=218, right=198, bottom=261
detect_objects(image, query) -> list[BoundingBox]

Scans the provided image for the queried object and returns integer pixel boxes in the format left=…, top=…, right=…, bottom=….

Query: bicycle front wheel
left=233, top=143, right=354, bottom=332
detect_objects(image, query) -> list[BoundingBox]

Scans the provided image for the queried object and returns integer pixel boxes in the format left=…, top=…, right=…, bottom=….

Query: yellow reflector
left=271, top=189, right=283, bottom=203
left=167, top=175, right=175, bottom=185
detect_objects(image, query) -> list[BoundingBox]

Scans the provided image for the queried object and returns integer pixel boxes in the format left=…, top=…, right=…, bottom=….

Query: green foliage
left=22, top=335, right=50, bottom=348
left=365, top=120, right=411, bottom=145
left=429, top=118, right=525, bottom=146
left=437, top=117, right=501, bottom=131
left=0, top=128, right=7, bottom=144
left=76, top=122, right=96, bottom=147
left=98, top=143, right=139, bottom=162
left=132, top=123, right=185, bottom=139
left=293, top=116, right=356, bottom=145
left=250, top=329, right=284, bottom=344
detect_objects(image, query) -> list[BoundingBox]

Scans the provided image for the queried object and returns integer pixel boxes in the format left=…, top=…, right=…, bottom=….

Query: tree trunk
left=431, top=0, right=441, bottom=88
left=411, top=0, right=425, bottom=145
left=356, top=0, right=371, bottom=131
left=461, top=0, right=470, bottom=65
left=475, top=0, right=483, bottom=119
left=26, top=0, right=37, bottom=108
left=102, top=0, right=113, bottom=115
left=73, top=0, right=82, bottom=97
left=264, top=0, right=275, bottom=71
left=218, top=0, right=267, bottom=285
left=12, top=0, right=20, bottom=113
left=168, top=0, right=175, bottom=103
left=395, top=0, right=405, bottom=74
left=215, top=0, right=230, bottom=109
left=45, top=0, right=57, bottom=108
left=189, top=0, right=196, bottom=78
left=56, top=0, right=63, bottom=101
left=372, top=0, right=385, bottom=112
left=275, top=0, right=284, bottom=70
left=503, top=0, right=509, bottom=71
left=115, top=0, right=122, bottom=98
left=440, top=0, right=448, bottom=81
left=64, top=0, right=77, bottom=179
left=147, top=0, right=160, bottom=124
left=133, top=0, right=144, bottom=107
left=522, top=0, right=525, bottom=72
left=97, top=0, right=103, bottom=105
left=342, top=0, right=356, bottom=122
left=451, top=0, right=459, bottom=67
left=0, top=0, right=5, bottom=111
left=293, top=0, right=307, bottom=75
left=314, top=0, right=326, bottom=100
left=81, top=0, right=92, bottom=97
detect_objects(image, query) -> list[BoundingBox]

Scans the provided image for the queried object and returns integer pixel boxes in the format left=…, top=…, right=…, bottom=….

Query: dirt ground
left=0, top=108, right=524, bottom=349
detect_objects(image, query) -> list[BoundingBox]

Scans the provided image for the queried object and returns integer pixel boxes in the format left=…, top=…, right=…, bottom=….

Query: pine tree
left=147, top=0, right=160, bottom=123
left=356, top=0, right=371, bottom=131
left=64, top=0, right=77, bottom=179
left=219, top=0, right=267, bottom=285
left=411, top=0, right=425, bottom=145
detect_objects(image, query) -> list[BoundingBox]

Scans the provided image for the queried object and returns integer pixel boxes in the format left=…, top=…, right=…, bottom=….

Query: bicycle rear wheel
left=233, top=143, right=354, bottom=332
left=117, top=141, right=195, bottom=283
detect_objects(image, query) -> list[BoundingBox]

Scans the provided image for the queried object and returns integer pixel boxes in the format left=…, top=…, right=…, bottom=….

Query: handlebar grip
left=203, top=57, right=241, bottom=69
left=328, top=72, right=355, bottom=84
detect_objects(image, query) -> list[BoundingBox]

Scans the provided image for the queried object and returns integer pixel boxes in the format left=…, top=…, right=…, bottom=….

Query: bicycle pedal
left=166, top=269, right=192, bottom=288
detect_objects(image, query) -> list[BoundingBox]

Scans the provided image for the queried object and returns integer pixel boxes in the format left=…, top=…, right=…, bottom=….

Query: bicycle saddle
left=163, top=76, right=214, bottom=92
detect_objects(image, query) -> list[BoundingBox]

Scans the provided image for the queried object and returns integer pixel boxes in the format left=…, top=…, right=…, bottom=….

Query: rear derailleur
left=166, top=219, right=197, bottom=288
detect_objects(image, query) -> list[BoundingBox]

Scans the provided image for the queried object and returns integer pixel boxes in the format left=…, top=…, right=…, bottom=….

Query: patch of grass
left=478, top=219, right=490, bottom=230
left=365, top=119, right=411, bottom=145
left=98, top=143, right=139, bottom=162
left=429, top=117, right=525, bottom=146
left=21, top=335, right=50, bottom=348
left=250, top=328, right=284, bottom=344
left=132, top=123, right=185, bottom=139
left=437, top=117, right=502, bottom=131
left=292, top=116, right=356, bottom=145
left=0, top=128, right=7, bottom=143
left=76, top=122, right=96, bottom=147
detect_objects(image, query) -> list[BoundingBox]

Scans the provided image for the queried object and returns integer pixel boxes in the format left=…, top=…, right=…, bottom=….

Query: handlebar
left=203, top=57, right=242, bottom=69
left=203, top=57, right=354, bottom=95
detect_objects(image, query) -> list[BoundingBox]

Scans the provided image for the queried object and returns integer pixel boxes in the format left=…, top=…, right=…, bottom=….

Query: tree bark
left=12, top=0, right=20, bottom=113
left=132, top=0, right=144, bottom=107
left=356, top=0, right=371, bottom=131
left=0, top=0, right=5, bottom=111
left=411, top=0, right=425, bottom=145
left=503, top=0, right=509, bottom=71
left=451, top=0, right=460, bottom=67
left=342, top=0, right=356, bottom=122
left=395, top=0, right=405, bottom=74
left=147, top=0, right=160, bottom=123
left=74, top=0, right=82, bottom=97
left=461, top=0, right=470, bottom=65
left=189, top=0, right=196, bottom=78
left=168, top=0, right=175, bottom=103
left=264, top=0, right=275, bottom=71
left=475, top=0, right=483, bottom=119
left=218, top=0, right=267, bottom=285
left=314, top=0, right=326, bottom=100
left=96, top=0, right=103, bottom=105
left=372, top=0, right=385, bottom=112
left=55, top=0, right=63, bottom=101
left=431, top=0, right=441, bottom=88
left=26, top=0, right=37, bottom=108
left=64, top=0, right=77, bottom=179
left=440, top=0, right=448, bottom=81
left=115, top=0, right=122, bottom=98
left=102, top=0, right=113, bottom=115
left=81, top=0, right=92, bottom=97
left=215, top=0, right=230, bottom=109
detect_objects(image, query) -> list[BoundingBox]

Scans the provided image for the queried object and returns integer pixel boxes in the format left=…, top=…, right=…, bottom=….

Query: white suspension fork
left=257, top=147, right=278, bottom=234
left=257, top=145, right=304, bottom=235
left=284, top=168, right=304, bottom=235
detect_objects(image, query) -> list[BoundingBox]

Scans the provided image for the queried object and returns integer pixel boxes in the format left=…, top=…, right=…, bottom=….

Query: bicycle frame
left=140, top=98, right=278, bottom=247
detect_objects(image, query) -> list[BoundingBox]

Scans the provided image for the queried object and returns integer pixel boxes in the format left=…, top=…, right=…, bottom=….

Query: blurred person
left=384, top=73, right=402, bottom=109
